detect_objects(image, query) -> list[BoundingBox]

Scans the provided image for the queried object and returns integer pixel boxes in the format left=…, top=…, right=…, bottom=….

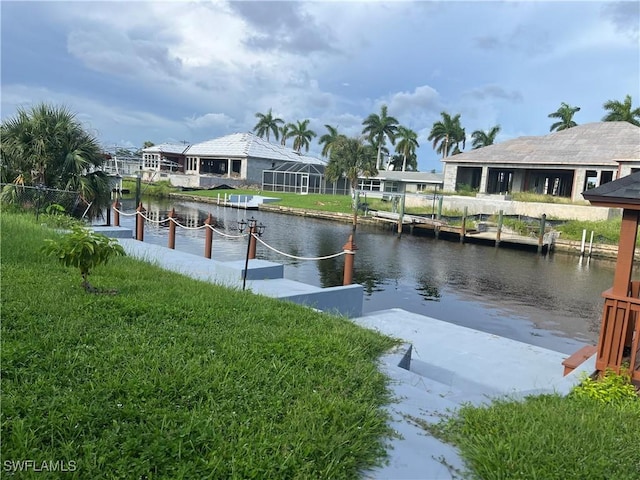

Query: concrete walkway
left=98, top=227, right=594, bottom=480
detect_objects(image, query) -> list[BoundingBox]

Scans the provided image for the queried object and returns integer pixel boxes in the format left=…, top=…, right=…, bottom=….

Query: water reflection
left=114, top=197, right=621, bottom=354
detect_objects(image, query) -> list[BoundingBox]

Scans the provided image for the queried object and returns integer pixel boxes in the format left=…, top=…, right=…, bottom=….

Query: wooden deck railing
left=597, top=281, right=640, bottom=382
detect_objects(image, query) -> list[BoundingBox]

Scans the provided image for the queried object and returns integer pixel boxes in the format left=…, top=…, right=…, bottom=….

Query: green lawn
left=1, top=213, right=397, bottom=479
left=425, top=393, right=640, bottom=479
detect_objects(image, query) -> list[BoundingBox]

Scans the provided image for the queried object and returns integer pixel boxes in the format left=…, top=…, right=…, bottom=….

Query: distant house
left=141, top=143, right=190, bottom=174
left=441, top=122, right=640, bottom=201
left=140, top=132, right=326, bottom=189
left=357, top=171, right=443, bottom=195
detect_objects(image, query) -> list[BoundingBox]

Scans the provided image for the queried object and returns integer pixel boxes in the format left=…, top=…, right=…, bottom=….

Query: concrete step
left=117, top=239, right=363, bottom=317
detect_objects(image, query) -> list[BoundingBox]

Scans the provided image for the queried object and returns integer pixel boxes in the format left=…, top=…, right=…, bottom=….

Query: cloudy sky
left=2, top=0, right=638, bottom=172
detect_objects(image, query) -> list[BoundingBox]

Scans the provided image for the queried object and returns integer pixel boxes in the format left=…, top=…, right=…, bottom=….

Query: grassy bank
left=1, top=213, right=397, bottom=479
left=424, top=393, right=640, bottom=479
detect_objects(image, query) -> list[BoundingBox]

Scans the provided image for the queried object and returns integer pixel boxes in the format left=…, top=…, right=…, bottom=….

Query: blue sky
left=2, top=1, right=638, bottom=172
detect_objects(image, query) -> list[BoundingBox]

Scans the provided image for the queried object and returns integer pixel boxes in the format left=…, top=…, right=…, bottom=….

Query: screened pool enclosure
left=261, top=162, right=350, bottom=195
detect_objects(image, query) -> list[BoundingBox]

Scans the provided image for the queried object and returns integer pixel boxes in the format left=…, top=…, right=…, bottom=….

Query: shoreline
left=169, top=193, right=628, bottom=260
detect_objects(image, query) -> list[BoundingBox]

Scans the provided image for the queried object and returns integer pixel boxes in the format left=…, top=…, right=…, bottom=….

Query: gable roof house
left=141, top=132, right=327, bottom=189
left=441, top=122, right=640, bottom=202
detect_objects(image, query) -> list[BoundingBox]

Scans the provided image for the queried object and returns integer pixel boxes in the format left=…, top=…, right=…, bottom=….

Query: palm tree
left=325, top=136, right=377, bottom=231
left=318, top=124, right=345, bottom=158
left=602, top=94, right=640, bottom=126
left=1, top=103, right=109, bottom=219
left=548, top=102, right=580, bottom=132
left=428, top=112, right=465, bottom=158
left=279, top=124, right=290, bottom=146
left=471, top=125, right=501, bottom=149
left=361, top=105, right=399, bottom=169
left=286, top=120, right=317, bottom=153
left=395, top=126, right=419, bottom=171
left=253, top=108, right=284, bottom=142
left=388, top=153, right=417, bottom=171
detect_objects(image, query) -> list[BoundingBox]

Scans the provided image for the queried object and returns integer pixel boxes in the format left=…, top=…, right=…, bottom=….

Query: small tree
left=42, top=226, right=125, bottom=293
left=325, top=136, right=377, bottom=231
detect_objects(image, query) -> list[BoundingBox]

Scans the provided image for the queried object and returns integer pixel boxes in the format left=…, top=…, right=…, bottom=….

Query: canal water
left=113, top=197, right=620, bottom=355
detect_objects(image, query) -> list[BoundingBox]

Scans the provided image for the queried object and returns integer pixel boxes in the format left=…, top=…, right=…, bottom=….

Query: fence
left=112, top=202, right=357, bottom=286
left=0, top=183, right=85, bottom=218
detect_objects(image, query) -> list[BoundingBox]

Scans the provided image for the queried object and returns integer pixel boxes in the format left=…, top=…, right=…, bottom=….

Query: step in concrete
left=117, top=239, right=363, bottom=317
left=352, top=308, right=594, bottom=398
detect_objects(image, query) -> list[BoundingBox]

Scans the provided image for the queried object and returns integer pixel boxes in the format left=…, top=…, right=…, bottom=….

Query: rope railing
left=110, top=202, right=357, bottom=285
left=253, top=234, right=346, bottom=261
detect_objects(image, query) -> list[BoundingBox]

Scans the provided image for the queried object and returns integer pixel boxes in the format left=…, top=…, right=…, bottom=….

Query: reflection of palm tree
left=602, top=94, right=640, bottom=126
left=362, top=105, right=399, bottom=169
left=548, top=102, right=580, bottom=131
left=471, top=125, right=501, bottom=149
left=253, top=108, right=284, bottom=142
left=395, top=126, right=419, bottom=171
left=428, top=112, right=465, bottom=158
left=286, top=120, right=317, bottom=152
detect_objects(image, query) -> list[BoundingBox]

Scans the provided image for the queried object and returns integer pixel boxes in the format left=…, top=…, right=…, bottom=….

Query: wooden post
left=248, top=224, right=257, bottom=259
left=168, top=208, right=176, bottom=250
left=342, top=234, right=357, bottom=285
left=612, top=209, right=639, bottom=296
left=136, top=203, right=145, bottom=242
left=460, top=206, right=467, bottom=243
left=397, top=194, right=405, bottom=235
left=496, top=209, right=503, bottom=247
left=113, top=201, right=120, bottom=227
left=106, top=205, right=111, bottom=226
left=437, top=196, right=443, bottom=220
left=204, top=214, right=213, bottom=259
left=538, top=214, right=546, bottom=253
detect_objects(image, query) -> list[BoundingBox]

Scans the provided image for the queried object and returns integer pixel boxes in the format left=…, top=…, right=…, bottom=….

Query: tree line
left=253, top=93, right=640, bottom=166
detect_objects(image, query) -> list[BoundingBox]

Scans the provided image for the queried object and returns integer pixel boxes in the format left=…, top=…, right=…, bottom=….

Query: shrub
left=570, top=369, right=638, bottom=405
left=41, top=226, right=125, bottom=293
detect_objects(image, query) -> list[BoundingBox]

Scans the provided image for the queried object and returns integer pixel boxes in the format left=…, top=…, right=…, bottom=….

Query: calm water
left=113, top=197, right=620, bottom=354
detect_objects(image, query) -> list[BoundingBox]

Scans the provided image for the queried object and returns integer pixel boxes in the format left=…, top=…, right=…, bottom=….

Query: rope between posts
left=205, top=224, right=245, bottom=239
left=139, top=212, right=171, bottom=224
left=113, top=206, right=137, bottom=217
left=167, top=217, right=206, bottom=230
left=253, top=234, right=346, bottom=261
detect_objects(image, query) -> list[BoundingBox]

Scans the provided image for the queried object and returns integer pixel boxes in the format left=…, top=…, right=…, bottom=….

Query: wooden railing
left=597, top=281, right=640, bottom=382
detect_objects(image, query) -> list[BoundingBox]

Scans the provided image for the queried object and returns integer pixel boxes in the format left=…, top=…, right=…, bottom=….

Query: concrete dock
left=97, top=226, right=594, bottom=479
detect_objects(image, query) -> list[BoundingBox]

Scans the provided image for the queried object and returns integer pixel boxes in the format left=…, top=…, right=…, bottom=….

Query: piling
left=113, top=201, right=121, bottom=227
left=460, top=206, right=468, bottom=243
left=168, top=208, right=176, bottom=249
left=537, top=214, right=547, bottom=254
left=204, top=214, right=213, bottom=259
left=496, top=209, right=503, bottom=247
left=342, top=235, right=357, bottom=285
left=136, top=203, right=145, bottom=242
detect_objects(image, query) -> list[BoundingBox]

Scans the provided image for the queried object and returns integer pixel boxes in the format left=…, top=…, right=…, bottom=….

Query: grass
left=1, top=212, right=397, bottom=479
left=511, top=191, right=590, bottom=205
left=423, top=394, right=640, bottom=479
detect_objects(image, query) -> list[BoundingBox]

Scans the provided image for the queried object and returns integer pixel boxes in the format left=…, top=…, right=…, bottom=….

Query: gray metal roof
left=144, top=143, right=191, bottom=155
left=186, top=132, right=326, bottom=165
left=443, top=122, right=640, bottom=166
left=583, top=171, right=640, bottom=206
left=369, top=171, right=443, bottom=184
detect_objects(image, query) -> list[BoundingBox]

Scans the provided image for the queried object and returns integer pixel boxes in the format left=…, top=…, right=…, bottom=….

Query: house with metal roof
left=140, top=133, right=327, bottom=189
left=441, top=122, right=640, bottom=201
left=358, top=170, right=443, bottom=195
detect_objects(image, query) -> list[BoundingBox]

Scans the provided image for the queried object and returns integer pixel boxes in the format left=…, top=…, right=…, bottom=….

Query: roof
left=185, top=132, right=326, bottom=165
left=144, top=143, right=191, bottom=155
left=369, top=171, right=443, bottom=184
left=442, top=122, right=640, bottom=166
left=583, top=171, right=640, bottom=208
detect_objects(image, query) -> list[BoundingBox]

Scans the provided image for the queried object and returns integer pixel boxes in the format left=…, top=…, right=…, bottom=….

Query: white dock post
left=580, top=229, right=587, bottom=256
left=588, top=231, right=594, bottom=257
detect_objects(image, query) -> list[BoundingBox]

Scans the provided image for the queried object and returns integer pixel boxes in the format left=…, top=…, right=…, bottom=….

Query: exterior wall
left=246, top=157, right=286, bottom=185
left=442, top=163, right=458, bottom=191
left=572, top=168, right=587, bottom=202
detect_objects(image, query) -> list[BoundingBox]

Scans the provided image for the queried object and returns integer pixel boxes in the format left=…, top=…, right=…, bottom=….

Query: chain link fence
left=1, top=183, right=85, bottom=218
